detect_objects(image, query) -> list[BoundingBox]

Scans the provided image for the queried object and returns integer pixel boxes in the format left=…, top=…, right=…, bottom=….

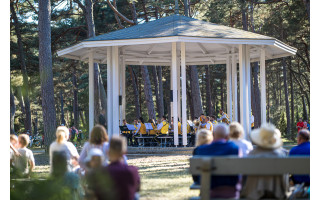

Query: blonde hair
left=56, top=126, right=69, bottom=144
left=10, top=134, right=18, bottom=143
left=196, top=129, right=213, bottom=146
left=229, top=122, right=244, bottom=139
left=18, top=134, right=30, bottom=147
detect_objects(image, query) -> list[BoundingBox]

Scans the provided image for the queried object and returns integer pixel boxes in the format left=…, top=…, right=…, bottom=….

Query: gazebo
left=57, top=14, right=297, bottom=146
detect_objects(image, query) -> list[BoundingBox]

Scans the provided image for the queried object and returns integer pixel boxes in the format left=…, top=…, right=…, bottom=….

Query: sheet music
left=187, top=120, right=194, bottom=126
left=126, top=124, right=136, bottom=131
left=145, top=123, right=153, bottom=130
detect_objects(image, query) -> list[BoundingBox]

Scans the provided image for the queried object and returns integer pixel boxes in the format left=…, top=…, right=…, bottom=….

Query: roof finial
left=175, top=0, right=179, bottom=15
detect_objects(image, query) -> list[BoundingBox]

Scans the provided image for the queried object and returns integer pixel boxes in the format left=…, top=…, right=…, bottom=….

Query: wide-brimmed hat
left=250, top=123, right=283, bottom=149
left=84, top=148, right=104, bottom=163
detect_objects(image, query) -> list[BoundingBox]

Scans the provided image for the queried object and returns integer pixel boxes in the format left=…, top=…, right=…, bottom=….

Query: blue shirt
left=193, top=140, right=239, bottom=189
left=289, top=141, right=310, bottom=185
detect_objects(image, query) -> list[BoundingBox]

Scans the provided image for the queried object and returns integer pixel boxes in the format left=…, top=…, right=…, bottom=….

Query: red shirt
left=297, top=122, right=304, bottom=132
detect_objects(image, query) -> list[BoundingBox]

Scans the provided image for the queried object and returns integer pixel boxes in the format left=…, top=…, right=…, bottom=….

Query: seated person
left=194, top=123, right=240, bottom=199
left=10, top=134, right=19, bottom=167
left=157, top=116, right=170, bottom=135
left=210, top=116, right=218, bottom=126
left=289, top=129, right=310, bottom=186
left=241, top=123, right=289, bottom=199
left=13, top=134, right=35, bottom=178
left=148, top=119, right=157, bottom=136
left=229, top=122, right=253, bottom=157
left=87, top=136, right=140, bottom=200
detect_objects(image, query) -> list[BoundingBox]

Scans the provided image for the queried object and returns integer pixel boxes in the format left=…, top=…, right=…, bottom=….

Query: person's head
left=250, top=123, right=283, bottom=149
left=196, top=129, right=213, bottom=146
left=51, top=151, right=68, bottom=177
left=85, top=148, right=104, bottom=169
left=123, top=119, right=127, bottom=125
left=213, top=123, right=229, bottom=140
left=18, top=134, right=30, bottom=148
left=299, top=118, right=302, bottom=122
left=200, top=114, right=206, bottom=123
left=56, top=126, right=69, bottom=144
left=89, top=125, right=108, bottom=145
left=134, top=119, right=138, bottom=125
left=162, top=116, right=166, bottom=121
left=229, top=122, right=244, bottom=139
left=297, top=129, right=310, bottom=145
left=210, top=116, right=216, bottom=121
left=108, top=136, right=127, bottom=163
left=139, top=117, right=144, bottom=124
left=206, top=116, right=210, bottom=122
left=10, top=134, right=19, bottom=148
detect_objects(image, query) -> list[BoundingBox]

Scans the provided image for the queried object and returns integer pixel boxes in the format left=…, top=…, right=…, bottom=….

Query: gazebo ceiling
left=57, top=15, right=297, bottom=66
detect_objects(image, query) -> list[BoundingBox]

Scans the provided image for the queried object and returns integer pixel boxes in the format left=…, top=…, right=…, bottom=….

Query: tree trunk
left=98, top=72, right=108, bottom=126
left=253, top=62, right=261, bottom=128
left=157, top=66, right=164, bottom=118
left=302, top=95, right=308, bottom=121
left=10, top=89, right=16, bottom=134
left=128, top=66, right=141, bottom=119
left=282, top=58, right=291, bottom=136
left=72, top=65, right=79, bottom=128
left=187, top=66, right=194, bottom=119
left=60, top=89, right=65, bottom=125
left=39, top=0, right=57, bottom=151
left=33, top=112, right=38, bottom=135
left=11, top=2, right=32, bottom=133
left=184, top=0, right=189, bottom=17
left=190, top=65, right=203, bottom=117
left=220, top=78, right=224, bottom=111
left=289, top=69, right=295, bottom=139
left=240, top=0, right=248, bottom=31
left=152, top=66, right=160, bottom=116
left=205, top=66, right=213, bottom=116
left=141, top=66, right=156, bottom=120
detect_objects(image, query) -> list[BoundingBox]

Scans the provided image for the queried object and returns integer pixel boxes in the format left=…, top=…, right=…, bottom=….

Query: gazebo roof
left=85, top=14, right=272, bottom=41
left=57, top=14, right=297, bottom=66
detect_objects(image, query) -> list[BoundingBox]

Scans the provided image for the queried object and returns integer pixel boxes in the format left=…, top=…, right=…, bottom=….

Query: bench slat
left=190, top=156, right=310, bottom=175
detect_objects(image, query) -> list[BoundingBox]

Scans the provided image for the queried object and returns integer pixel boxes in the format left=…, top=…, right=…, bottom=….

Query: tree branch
left=106, top=0, right=135, bottom=25
left=26, top=0, right=38, bottom=14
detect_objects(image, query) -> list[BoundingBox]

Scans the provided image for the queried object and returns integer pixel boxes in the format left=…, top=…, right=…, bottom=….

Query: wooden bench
left=189, top=156, right=310, bottom=200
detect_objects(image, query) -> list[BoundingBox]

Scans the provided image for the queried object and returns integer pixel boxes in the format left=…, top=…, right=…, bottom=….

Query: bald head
left=213, top=123, right=229, bottom=140
left=297, top=129, right=310, bottom=145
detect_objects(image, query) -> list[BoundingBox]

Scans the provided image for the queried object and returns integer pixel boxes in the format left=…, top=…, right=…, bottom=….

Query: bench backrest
left=190, top=156, right=310, bottom=175
left=189, top=156, right=309, bottom=200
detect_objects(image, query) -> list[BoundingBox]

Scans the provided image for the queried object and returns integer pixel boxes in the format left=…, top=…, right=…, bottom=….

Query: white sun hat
left=84, top=148, right=104, bottom=163
left=250, top=123, right=283, bottom=149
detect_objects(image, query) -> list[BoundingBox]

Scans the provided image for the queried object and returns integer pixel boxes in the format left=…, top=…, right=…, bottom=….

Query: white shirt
left=157, top=120, right=166, bottom=130
left=49, top=141, right=79, bottom=172
left=14, top=147, right=35, bottom=174
left=230, top=138, right=253, bottom=157
left=79, top=142, right=109, bottom=169
left=205, top=122, right=213, bottom=130
left=135, top=123, right=141, bottom=134
left=217, top=113, right=227, bottom=122
left=251, top=115, right=254, bottom=123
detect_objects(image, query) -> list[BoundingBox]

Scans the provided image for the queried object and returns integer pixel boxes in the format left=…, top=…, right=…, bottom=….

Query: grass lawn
left=32, top=151, right=198, bottom=200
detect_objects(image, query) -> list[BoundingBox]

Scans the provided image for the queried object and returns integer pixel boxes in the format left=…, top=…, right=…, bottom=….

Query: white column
left=112, top=46, right=120, bottom=137
left=226, top=53, right=233, bottom=122
left=107, top=47, right=113, bottom=137
left=246, top=45, right=251, bottom=136
left=119, top=56, right=123, bottom=125
left=239, top=44, right=249, bottom=138
left=121, top=57, right=126, bottom=123
left=177, top=55, right=181, bottom=121
left=181, top=42, right=187, bottom=146
left=260, top=48, right=267, bottom=124
left=171, top=42, right=178, bottom=146
left=232, top=47, right=238, bottom=122
left=88, top=51, right=94, bottom=134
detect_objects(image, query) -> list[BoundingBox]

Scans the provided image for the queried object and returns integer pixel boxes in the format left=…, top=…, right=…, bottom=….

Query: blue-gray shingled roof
left=85, top=14, right=274, bottom=41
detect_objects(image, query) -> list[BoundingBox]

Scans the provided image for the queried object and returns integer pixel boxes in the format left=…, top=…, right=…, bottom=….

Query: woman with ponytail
left=49, top=126, right=80, bottom=173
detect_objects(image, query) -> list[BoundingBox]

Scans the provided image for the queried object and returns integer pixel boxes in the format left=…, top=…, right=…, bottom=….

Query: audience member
left=10, top=134, right=19, bottom=166
left=289, top=129, right=310, bottom=186
left=194, top=129, right=213, bottom=152
left=49, top=126, right=79, bottom=173
left=241, top=123, right=289, bottom=199
left=229, top=122, right=253, bottom=157
left=87, top=136, right=140, bottom=200
left=193, top=123, right=240, bottom=199
left=296, top=118, right=304, bottom=133
left=13, top=134, right=35, bottom=178
left=85, top=148, right=104, bottom=172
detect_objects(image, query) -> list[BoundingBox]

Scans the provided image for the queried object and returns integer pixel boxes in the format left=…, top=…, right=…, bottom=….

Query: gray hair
left=213, top=123, right=229, bottom=139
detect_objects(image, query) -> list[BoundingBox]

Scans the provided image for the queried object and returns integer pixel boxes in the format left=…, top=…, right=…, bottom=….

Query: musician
left=148, top=119, right=157, bottom=136
left=199, top=114, right=207, bottom=129
left=210, top=116, right=218, bottom=126
left=122, top=120, right=131, bottom=134
left=178, top=119, right=182, bottom=135
left=217, top=109, right=230, bottom=125
left=135, top=117, right=147, bottom=135
left=157, top=116, right=170, bottom=135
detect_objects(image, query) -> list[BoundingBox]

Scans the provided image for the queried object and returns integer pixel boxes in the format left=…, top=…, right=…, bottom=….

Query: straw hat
left=250, top=123, right=283, bottom=149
